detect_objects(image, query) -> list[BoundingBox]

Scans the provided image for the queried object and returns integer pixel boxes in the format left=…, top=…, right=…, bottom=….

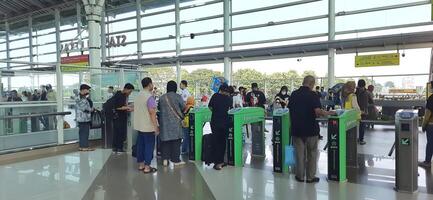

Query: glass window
left=336, top=5, right=430, bottom=32
left=141, top=12, right=175, bottom=27
left=180, top=2, right=223, bottom=21
left=232, top=36, right=327, bottom=50
left=181, top=33, right=223, bottom=49
left=107, top=18, right=137, bottom=32
left=108, top=44, right=137, bottom=57
left=232, top=0, right=300, bottom=12
left=180, top=18, right=223, bottom=35
left=10, top=49, right=30, bottom=57
left=142, top=39, right=175, bottom=53
left=232, top=18, right=327, bottom=44
left=9, top=38, right=30, bottom=49
left=141, top=26, right=174, bottom=40
left=232, top=0, right=327, bottom=28
left=336, top=0, right=419, bottom=12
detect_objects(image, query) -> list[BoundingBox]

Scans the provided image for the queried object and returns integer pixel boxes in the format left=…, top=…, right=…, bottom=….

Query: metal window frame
left=231, top=33, right=328, bottom=47
left=231, top=0, right=322, bottom=16
left=231, top=14, right=328, bottom=31
left=106, top=0, right=222, bottom=24
left=335, top=0, right=430, bottom=16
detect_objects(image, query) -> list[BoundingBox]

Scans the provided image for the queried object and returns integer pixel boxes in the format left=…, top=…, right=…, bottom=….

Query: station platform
left=0, top=124, right=432, bottom=200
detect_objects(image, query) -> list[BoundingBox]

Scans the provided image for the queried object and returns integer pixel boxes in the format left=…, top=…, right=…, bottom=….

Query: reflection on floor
left=81, top=154, right=215, bottom=200
left=0, top=124, right=432, bottom=200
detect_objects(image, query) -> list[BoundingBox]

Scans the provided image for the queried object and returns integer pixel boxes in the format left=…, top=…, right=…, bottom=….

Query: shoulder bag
left=165, top=95, right=186, bottom=127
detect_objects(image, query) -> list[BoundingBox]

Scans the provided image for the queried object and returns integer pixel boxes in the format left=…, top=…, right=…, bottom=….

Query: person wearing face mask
left=75, top=84, right=94, bottom=151
left=274, top=86, right=290, bottom=109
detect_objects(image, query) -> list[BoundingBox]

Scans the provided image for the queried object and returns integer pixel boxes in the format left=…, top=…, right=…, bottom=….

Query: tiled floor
left=0, top=124, right=432, bottom=200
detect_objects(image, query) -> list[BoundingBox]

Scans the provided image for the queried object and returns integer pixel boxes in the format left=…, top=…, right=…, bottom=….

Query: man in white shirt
left=180, top=80, right=191, bottom=102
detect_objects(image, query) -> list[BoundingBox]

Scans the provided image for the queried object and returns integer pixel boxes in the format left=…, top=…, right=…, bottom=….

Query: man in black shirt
left=208, top=84, right=233, bottom=170
left=246, top=83, right=266, bottom=108
left=246, top=83, right=267, bottom=134
left=112, top=83, right=135, bottom=154
left=289, top=75, right=334, bottom=183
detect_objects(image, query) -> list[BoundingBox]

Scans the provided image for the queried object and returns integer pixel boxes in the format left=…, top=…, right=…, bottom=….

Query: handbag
left=165, top=95, right=186, bottom=126
left=90, top=109, right=103, bottom=129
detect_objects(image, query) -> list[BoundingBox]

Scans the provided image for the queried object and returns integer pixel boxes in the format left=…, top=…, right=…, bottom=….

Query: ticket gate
left=188, top=106, right=211, bottom=161
left=272, top=108, right=291, bottom=173
left=327, top=109, right=360, bottom=182
left=394, top=109, right=418, bottom=193
left=227, top=107, right=265, bottom=167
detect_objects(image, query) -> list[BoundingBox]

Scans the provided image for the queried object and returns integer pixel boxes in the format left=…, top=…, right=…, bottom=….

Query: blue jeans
left=78, top=122, right=90, bottom=148
left=182, top=127, right=190, bottom=153
left=426, top=125, right=433, bottom=163
left=136, top=132, right=156, bottom=165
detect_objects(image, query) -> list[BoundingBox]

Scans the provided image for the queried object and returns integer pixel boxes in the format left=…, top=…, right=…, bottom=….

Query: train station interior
left=1, top=0, right=433, bottom=199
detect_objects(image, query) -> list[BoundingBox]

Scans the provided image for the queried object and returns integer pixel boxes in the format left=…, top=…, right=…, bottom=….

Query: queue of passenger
left=2, top=84, right=56, bottom=102
left=72, top=76, right=433, bottom=179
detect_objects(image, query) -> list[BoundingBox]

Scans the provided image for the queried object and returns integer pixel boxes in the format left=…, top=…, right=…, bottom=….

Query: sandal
left=143, top=167, right=157, bottom=174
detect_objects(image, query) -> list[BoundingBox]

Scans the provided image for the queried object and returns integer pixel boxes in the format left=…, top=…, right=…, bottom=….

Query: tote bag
left=285, top=145, right=296, bottom=166
left=91, top=110, right=103, bottom=129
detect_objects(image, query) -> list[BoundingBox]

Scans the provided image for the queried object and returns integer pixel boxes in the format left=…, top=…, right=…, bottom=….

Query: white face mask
left=282, top=91, right=287, bottom=95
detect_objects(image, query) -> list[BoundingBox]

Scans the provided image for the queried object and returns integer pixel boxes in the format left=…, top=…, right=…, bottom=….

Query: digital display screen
left=401, top=123, right=410, bottom=131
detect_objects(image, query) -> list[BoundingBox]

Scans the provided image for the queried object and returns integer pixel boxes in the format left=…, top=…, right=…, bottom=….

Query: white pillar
left=55, top=9, right=65, bottom=145
left=136, top=0, right=142, bottom=60
left=223, top=0, right=232, bottom=84
left=328, top=0, right=336, bottom=88
left=82, top=0, right=105, bottom=99
left=175, top=0, right=181, bottom=84
left=100, top=7, right=106, bottom=63
left=77, top=2, right=83, bottom=51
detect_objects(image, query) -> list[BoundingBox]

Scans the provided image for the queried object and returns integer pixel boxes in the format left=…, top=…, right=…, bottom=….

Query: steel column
left=28, top=17, right=34, bottom=67
left=55, top=9, right=64, bottom=145
left=223, top=0, right=233, bottom=83
left=136, top=0, right=142, bottom=60
left=175, top=0, right=181, bottom=83
left=5, top=21, right=10, bottom=90
left=328, top=0, right=336, bottom=88
left=101, top=7, right=107, bottom=62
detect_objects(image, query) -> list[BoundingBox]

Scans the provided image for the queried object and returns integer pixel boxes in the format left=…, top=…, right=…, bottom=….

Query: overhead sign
left=61, top=55, right=89, bottom=72
left=355, top=53, right=400, bottom=67
left=61, top=34, right=127, bottom=53
left=389, top=89, right=417, bottom=94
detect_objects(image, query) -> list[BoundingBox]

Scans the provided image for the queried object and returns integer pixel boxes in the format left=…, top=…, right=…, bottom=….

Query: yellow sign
left=355, top=53, right=400, bottom=67
left=389, top=89, right=417, bottom=94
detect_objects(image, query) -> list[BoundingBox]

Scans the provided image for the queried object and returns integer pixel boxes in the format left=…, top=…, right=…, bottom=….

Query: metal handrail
left=0, top=112, right=71, bottom=120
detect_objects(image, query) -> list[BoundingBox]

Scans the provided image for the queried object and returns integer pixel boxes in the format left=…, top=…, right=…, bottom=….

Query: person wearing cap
left=208, top=83, right=233, bottom=170
left=112, top=83, right=135, bottom=154
left=75, top=84, right=94, bottom=151
left=181, top=96, right=195, bottom=155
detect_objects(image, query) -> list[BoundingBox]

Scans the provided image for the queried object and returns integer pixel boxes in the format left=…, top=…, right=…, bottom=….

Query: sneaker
left=418, top=161, right=432, bottom=168
left=162, top=160, right=169, bottom=167
left=306, top=177, right=320, bottom=183
left=173, top=161, right=186, bottom=166
left=358, top=140, right=366, bottom=145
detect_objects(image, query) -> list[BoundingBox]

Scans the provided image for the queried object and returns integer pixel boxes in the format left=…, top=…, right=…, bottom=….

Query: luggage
left=202, top=134, right=214, bottom=165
